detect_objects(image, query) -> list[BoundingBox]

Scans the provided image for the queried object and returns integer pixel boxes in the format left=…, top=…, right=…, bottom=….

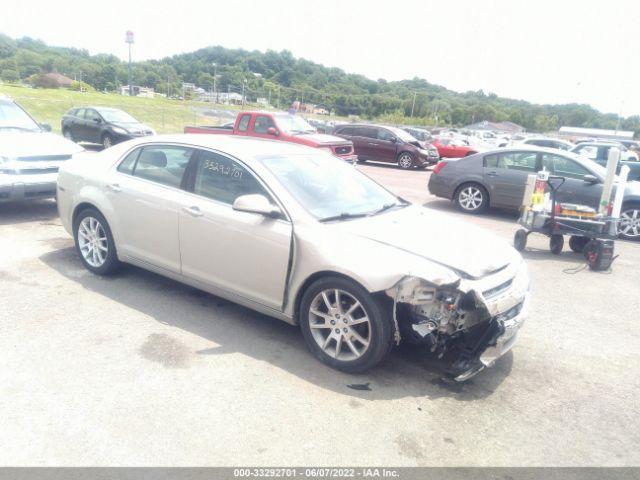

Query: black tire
left=356, top=157, right=366, bottom=164
left=299, top=276, right=394, bottom=373
left=397, top=152, right=414, bottom=169
left=514, top=229, right=528, bottom=251
left=618, top=203, right=640, bottom=240
left=102, top=133, right=113, bottom=150
left=550, top=234, right=564, bottom=255
left=569, top=235, right=589, bottom=253
left=454, top=182, right=489, bottom=214
left=73, top=207, right=121, bottom=275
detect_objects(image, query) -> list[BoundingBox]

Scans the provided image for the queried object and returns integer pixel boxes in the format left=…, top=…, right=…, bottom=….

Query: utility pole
left=212, top=62, right=217, bottom=103
left=410, top=91, right=417, bottom=118
left=242, top=79, right=247, bottom=107
left=268, top=88, right=271, bottom=108
left=277, top=87, right=280, bottom=109
left=125, top=31, right=134, bottom=96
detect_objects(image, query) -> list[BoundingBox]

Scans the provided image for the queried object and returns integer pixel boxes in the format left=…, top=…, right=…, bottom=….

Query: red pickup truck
left=184, top=111, right=358, bottom=162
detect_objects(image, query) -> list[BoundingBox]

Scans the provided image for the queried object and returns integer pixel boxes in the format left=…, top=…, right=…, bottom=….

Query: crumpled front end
left=386, top=259, right=529, bottom=381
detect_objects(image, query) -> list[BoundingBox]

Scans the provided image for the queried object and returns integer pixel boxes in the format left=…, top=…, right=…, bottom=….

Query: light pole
left=242, top=79, right=247, bottom=107
left=125, top=31, right=134, bottom=96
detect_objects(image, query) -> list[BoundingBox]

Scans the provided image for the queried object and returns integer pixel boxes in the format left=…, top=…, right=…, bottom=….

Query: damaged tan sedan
left=57, top=135, right=529, bottom=381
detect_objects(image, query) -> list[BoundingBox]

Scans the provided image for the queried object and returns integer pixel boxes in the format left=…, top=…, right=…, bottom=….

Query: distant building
left=464, top=120, right=525, bottom=134
left=558, top=126, right=634, bottom=142
left=312, top=104, right=330, bottom=115
left=43, top=72, right=73, bottom=88
left=256, top=97, right=269, bottom=107
left=120, top=85, right=155, bottom=98
left=216, top=92, right=244, bottom=105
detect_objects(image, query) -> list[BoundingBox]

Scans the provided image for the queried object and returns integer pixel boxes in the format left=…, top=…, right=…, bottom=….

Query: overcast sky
left=2, top=0, right=638, bottom=116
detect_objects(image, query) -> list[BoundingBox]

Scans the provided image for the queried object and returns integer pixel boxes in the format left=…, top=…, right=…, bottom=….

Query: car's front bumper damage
left=386, top=260, right=529, bottom=381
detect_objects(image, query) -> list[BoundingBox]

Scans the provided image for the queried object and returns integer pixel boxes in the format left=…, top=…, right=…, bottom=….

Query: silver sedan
left=57, top=135, right=529, bottom=380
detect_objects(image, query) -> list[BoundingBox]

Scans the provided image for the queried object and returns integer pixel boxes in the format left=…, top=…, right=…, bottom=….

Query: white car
left=0, top=96, right=84, bottom=202
left=57, top=135, right=530, bottom=380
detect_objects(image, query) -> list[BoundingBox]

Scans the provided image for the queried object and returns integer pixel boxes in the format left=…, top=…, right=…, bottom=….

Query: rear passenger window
left=238, top=115, right=251, bottom=132
left=193, top=150, right=270, bottom=205
left=132, top=145, right=194, bottom=188
left=117, top=149, right=140, bottom=174
left=337, top=126, right=354, bottom=136
left=485, top=152, right=537, bottom=171
left=354, top=127, right=377, bottom=138
left=75, top=108, right=85, bottom=119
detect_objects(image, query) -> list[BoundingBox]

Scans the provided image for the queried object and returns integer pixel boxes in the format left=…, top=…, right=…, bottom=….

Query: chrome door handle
left=182, top=206, right=204, bottom=217
left=107, top=183, right=122, bottom=192
left=486, top=171, right=499, bottom=177
left=367, top=142, right=379, bottom=146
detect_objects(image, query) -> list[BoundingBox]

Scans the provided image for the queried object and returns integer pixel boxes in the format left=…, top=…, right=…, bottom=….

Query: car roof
left=122, top=134, right=322, bottom=160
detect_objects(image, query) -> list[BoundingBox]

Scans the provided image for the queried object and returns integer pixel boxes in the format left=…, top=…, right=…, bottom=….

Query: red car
left=185, top=111, right=357, bottom=162
left=431, top=138, right=479, bottom=158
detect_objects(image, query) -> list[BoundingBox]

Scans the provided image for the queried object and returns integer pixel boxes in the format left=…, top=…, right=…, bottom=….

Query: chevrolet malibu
left=57, top=135, right=529, bottom=380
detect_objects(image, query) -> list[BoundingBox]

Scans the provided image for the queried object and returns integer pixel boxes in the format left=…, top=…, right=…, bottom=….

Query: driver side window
left=193, top=150, right=271, bottom=205
left=542, top=154, right=590, bottom=180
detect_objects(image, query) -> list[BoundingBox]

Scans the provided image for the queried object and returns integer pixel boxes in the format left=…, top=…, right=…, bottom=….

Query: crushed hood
left=0, top=132, right=83, bottom=158
left=335, top=205, right=518, bottom=279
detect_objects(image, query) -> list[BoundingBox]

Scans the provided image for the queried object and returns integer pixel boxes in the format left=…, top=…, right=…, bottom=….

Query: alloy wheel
left=103, top=136, right=112, bottom=149
left=308, top=289, right=371, bottom=361
left=619, top=208, right=640, bottom=238
left=78, top=216, right=108, bottom=267
left=398, top=154, right=413, bottom=169
left=458, top=186, right=483, bottom=211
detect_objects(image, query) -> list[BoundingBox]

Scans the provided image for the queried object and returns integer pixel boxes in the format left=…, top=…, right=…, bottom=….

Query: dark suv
left=334, top=124, right=437, bottom=169
left=61, top=107, right=155, bottom=149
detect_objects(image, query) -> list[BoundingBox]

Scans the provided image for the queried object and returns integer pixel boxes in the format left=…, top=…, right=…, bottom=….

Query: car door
left=375, top=128, right=400, bottom=163
left=540, top=153, right=601, bottom=207
left=351, top=127, right=378, bottom=160
left=235, top=114, right=252, bottom=137
left=84, top=108, right=103, bottom=144
left=178, top=149, right=292, bottom=310
left=71, top=108, right=87, bottom=140
left=250, top=114, right=277, bottom=139
left=106, top=144, right=196, bottom=273
left=483, top=151, right=538, bottom=208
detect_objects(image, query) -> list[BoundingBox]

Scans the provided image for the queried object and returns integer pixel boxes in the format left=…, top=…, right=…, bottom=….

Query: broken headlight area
left=386, top=276, right=525, bottom=381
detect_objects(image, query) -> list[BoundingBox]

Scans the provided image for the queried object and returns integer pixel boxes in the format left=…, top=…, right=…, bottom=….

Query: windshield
left=0, top=99, right=41, bottom=132
left=274, top=114, right=316, bottom=134
left=260, top=152, right=401, bottom=219
left=386, top=126, right=417, bottom=143
left=98, top=108, right=138, bottom=123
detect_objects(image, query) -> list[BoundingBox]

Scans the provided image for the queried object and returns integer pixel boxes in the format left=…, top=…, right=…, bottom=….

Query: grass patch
left=0, top=84, right=239, bottom=134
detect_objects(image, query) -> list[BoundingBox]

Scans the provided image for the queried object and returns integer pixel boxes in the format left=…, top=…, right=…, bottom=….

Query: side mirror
left=40, top=123, right=52, bottom=132
left=232, top=194, right=282, bottom=218
left=93, top=117, right=102, bottom=123
left=389, top=137, right=397, bottom=143
left=266, top=127, right=278, bottom=136
left=583, top=174, right=600, bottom=184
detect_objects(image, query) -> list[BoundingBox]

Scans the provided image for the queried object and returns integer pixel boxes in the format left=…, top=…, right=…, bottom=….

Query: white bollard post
left=610, top=165, right=630, bottom=236
left=598, top=148, right=620, bottom=215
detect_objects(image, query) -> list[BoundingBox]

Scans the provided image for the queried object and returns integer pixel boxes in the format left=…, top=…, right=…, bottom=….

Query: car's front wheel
left=618, top=203, right=640, bottom=240
left=102, top=134, right=113, bottom=150
left=397, top=152, right=414, bottom=169
left=299, top=276, right=394, bottom=373
left=73, top=208, right=120, bottom=275
left=455, top=183, right=489, bottom=213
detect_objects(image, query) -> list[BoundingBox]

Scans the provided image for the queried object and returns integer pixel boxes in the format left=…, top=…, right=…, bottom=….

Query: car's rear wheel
left=73, top=208, right=120, bottom=275
left=618, top=204, right=640, bottom=240
left=299, top=276, right=394, bottom=373
left=397, top=152, right=414, bottom=169
left=455, top=183, right=489, bottom=214
left=102, top=134, right=113, bottom=150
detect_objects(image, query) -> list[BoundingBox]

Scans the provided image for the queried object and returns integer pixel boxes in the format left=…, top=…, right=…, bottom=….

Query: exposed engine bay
left=385, top=269, right=528, bottom=381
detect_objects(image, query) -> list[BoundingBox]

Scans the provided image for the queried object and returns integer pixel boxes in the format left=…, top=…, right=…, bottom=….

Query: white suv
left=0, top=96, right=84, bottom=202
